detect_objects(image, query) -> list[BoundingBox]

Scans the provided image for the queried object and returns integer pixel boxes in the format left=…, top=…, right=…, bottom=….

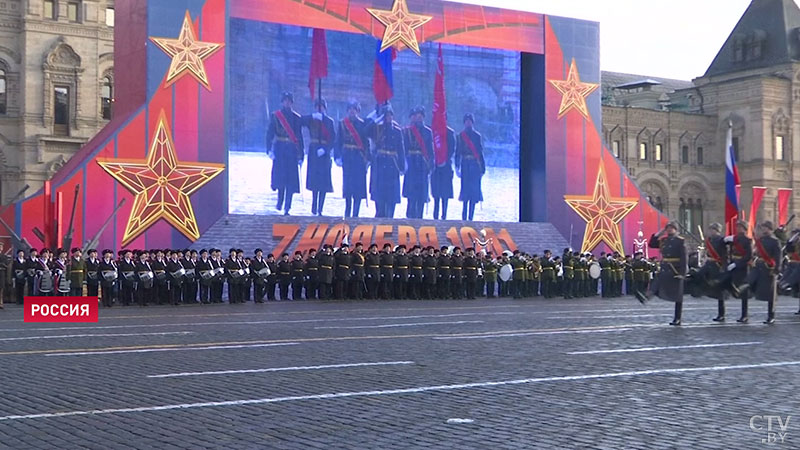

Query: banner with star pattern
left=7, top=0, right=666, bottom=254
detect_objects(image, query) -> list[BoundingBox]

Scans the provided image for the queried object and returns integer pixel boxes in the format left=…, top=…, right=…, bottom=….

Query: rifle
left=61, top=184, right=81, bottom=253
left=81, top=199, right=127, bottom=254
left=0, top=185, right=32, bottom=253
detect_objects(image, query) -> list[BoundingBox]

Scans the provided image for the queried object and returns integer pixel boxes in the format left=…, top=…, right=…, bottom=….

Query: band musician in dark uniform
left=738, top=221, right=782, bottom=324
left=456, top=113, right=485, bottom=221
left=402, top=106, right=433, bottom=219
left=266, top=92, right=304, bottom=216
left=302, top=99, right=334, bottom=216
left=636, top=222, right=687, bottom=326
left=336, top=101, right=369, bottom=218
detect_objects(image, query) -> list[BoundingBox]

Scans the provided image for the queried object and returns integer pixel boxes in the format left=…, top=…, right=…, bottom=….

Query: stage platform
left=193, top=214, right=569, bottom=257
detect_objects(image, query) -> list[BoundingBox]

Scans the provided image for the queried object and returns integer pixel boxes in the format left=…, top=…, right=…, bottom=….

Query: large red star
left=549, top=58, right=599, bottom=119
left=97, top=111, right=225, bottom=245
left=367, top=0, right=433, bottom=56
left=149, top=11, right=224, bottom=90
left=564, top=162, right=639, bottom=256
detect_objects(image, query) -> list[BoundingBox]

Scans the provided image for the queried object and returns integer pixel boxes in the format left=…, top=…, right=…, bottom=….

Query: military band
left=0, top=218, right=795, bottom=328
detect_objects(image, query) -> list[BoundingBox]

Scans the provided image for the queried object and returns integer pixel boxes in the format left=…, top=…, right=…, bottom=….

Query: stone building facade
left=0, top=0, right=114, bottom=203
left=602, top=0, right=800, bottom=240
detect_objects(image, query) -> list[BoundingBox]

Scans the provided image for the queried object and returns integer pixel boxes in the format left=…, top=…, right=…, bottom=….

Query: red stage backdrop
left=8, top=0, right=667, bottom=256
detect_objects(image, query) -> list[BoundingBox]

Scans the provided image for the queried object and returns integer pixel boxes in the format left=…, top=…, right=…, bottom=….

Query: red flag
left=748, top=186, right=767, bottom=238
left=432, top=44, right=448, bottom=166
left=778, top=188, right=792, bottom=226
left=309, top=29, right=328, bottom=100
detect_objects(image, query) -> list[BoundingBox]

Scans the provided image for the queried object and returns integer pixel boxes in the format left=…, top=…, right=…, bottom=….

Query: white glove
left=316, top=148, right=325, bottom=157
left=727, top=263, right=736, bottom=271
left=374, top=114, right=385, bottom=125
left=456, top=168, right=462, bottom=178
left=268, top=151, right=275, bottom=160
left=724, top=236, right=734, bottom=243
left=366, top=110, right=377, bottom=121
left=312, top=112, right=323, bottom=121
left=335, top=158, right=343, bottom=167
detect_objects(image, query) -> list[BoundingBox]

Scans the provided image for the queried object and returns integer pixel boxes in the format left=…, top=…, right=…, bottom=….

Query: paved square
left=0, top=296, right=799, bottom=449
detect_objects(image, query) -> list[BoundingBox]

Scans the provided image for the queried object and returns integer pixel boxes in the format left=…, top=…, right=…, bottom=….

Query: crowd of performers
left=266, top=93, right=486, bottom=220
left=638, top=220, right=797, bottom=326
left=2, top=219, right=798, bottom=322
left=0, top=243, right=663, bottom=308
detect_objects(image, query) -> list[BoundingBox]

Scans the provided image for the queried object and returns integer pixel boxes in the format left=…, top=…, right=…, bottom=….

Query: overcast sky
left=451, top=0, right=763, bottom=80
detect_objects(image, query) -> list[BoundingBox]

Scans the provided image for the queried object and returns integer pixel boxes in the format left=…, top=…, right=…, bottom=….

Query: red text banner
left=24, top=297, right=99, bottom=323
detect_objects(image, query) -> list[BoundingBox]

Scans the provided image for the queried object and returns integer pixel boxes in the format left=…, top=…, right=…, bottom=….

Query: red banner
left=432, top=44, right=448, bottom=166
left=308, top=28, right=328, bottom=100
left=24, top=297, right=99, bottom=323
left=778, top=188, right=792, bottom=226
left=748, top=186, right=767, bottom=238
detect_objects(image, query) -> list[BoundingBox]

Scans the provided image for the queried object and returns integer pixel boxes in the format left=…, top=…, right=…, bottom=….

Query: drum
left=212, top=266, right=225, bottom=280
left=589, top=262, right=602, bottom=279
left=87, top=270, right=98, bottom=281
left=38, top=270, right=54, bottom=293
left=102, top=270, right=118, bottom=282
left=499, top=264, right=513, bottom=282
left=139, top=271, right=154, bottom=289
left=185, top=268, right=196, bottom=280
left=171, top=268, right=186, bottom=279
left=255, top=267, right=270, bottom=285
left=122, top=271, right=136, bottom=281
left=200, top=270, right=213, bottom=280
left=57, top=277, right=71, bottom=294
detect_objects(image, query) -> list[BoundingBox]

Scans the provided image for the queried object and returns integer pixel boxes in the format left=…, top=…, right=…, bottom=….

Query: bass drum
left=589, top=262, right=601, bottom=279
left=499, top=264, right=513, bottom=282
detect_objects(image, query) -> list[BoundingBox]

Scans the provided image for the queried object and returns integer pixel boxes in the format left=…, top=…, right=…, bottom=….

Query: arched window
left=694, top=199, right=704, bottom=231
left=680, top=199, right=693, bottom=232
left=0, top=68, right=6, bottom=115
left=101, top=76, right=112, bottom=120
left=697, top=147, right=704, bottom=165
left=681, top=145, right=689, bottom=164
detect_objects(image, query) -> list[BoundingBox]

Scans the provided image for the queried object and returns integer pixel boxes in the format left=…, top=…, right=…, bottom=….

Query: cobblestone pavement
left=1, top=295, right=799, bottom=449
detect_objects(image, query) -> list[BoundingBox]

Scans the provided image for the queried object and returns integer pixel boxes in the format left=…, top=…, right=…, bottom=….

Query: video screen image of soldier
left=228, top=20, right=521, bottom=222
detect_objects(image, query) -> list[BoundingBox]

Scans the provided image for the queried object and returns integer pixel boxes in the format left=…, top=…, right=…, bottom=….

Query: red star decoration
left=97, top=111, right=225, bottom=245
left=549, top=58, right=599, bottom=119
left=149, top=11, right=224, bottom=90
left=367, top=0, right=433, bottom=56
left=564, top=162, right=639, bottom=256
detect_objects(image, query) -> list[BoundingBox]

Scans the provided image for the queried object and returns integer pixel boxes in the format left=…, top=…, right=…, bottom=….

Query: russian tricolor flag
left=373, top=40, right=396, bottom=104
left=725, top=122, right=740, bottom=235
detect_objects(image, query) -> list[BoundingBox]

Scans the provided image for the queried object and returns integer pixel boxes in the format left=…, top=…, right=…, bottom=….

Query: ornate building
left=602, top=0, right=800, bottom=241
left=0, top=0, right=114, bottom=203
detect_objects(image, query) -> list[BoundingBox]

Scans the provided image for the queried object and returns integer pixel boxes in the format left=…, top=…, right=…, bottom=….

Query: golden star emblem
left=549, top=58, right=599, bottom=119
left=564, top=162, right=639, bottom=256
left=367, top=0, right=433, bottom=56
left=149, top=11, right=224, bottom=90
left=97, top=111, right=225, bottom=246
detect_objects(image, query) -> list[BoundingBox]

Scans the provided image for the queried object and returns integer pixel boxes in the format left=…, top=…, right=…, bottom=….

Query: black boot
left=712, top=299, right=725, bottom=322
left=737, top=297, right=749, bottom=323
left=669, top=302, right=682, bottom=326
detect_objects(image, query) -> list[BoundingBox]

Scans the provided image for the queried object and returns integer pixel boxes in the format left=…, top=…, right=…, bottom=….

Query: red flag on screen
left=309, top=29, right=328, bottom=100
left=432, top=44, right=448, bottom=166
